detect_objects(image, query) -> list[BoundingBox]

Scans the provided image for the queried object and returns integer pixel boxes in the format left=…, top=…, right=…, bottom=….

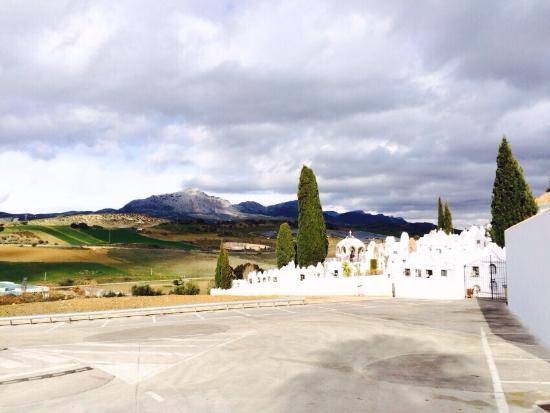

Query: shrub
left=171, top=281, right=200, bottom=295
left=59, top=278, right=75, bottom=286
left=342, top=261, right=351, bottom=277
left=131, top=284, right=162, bottom=296
left=103, top=290, right=124, bottom=297
left=206, top=280, right=216, bottom=295
left=70, top=222, right=89, bottom=229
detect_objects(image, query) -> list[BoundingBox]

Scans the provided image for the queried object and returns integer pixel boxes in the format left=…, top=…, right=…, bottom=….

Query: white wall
left=506, top=211, right=550, bottom=348
left=211, top=275, right=393, bottom=297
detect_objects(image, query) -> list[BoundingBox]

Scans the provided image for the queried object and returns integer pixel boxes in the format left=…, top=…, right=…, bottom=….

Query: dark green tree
left=276, top=222, right=294, bottom=268
left=437, top=197, right=444, bottom=229
left=443, top=201, right=453, bottom=234
left=296, top=166, right=328, bottom=267
left=490, top=137, right=538, bottom=246
left=214, top=242, right=233, bottom=289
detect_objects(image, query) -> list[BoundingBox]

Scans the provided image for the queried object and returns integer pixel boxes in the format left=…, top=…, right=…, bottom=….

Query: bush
left=59, top=278, right=75, bottom=286
left=131, top=284, right=162, bottom=296
left=70, top=222, right=89, bottom=229
left=206, top=280, right=216, bottom=295
left=103, top=290, right=124, bottom=297
left=171, top=281, right=200, bottom=295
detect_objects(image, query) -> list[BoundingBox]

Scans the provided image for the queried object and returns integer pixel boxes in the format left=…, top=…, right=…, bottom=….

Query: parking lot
left=0, top=298, right=549, bottom=412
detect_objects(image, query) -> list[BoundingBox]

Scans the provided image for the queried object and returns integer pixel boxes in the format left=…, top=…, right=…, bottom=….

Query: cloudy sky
left=0, top=0, right=548, bottom=227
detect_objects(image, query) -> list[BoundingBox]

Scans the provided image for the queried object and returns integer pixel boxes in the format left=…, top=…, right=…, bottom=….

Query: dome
left=336, top=231, right=366, bottom=262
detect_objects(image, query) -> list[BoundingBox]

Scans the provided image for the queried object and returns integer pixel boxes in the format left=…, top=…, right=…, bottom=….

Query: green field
left=25, top=225, right=103, bottom=245
left=80, top=227, right=195, bottom=249
left=0, top=262, right=125, bottom=284
left=0, top=248, right=276, bottom=285
left=9, top=225, right=196, bottom=249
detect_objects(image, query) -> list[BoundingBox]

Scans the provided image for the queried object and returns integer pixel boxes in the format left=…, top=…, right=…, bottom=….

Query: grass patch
left=24, top=225, right=103, bottom=245
left=0, top=262, right=124, bottom=284
left=80, top=227, right=196, bottom=249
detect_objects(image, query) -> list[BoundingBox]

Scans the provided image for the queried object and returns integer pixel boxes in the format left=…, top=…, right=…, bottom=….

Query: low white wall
left=506, top=211, right=550, bottom=347
left=211, top=275, right=393, bottom=297
left=393, top=269, right=465, bottom=300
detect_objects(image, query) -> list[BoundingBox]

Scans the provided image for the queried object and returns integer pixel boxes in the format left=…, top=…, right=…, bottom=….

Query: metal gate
left=464, top=257, right=507, bottom=301
left=480, top=258, right=507, bottom=301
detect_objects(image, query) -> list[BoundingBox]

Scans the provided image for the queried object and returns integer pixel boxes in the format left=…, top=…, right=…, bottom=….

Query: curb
left=0, top=298, right=306, bottom=326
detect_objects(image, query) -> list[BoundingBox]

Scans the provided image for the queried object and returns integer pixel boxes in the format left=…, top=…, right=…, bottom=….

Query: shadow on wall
left=273, top=335, right=492, bottom=412
left=476, top=298, right=550, bottom=360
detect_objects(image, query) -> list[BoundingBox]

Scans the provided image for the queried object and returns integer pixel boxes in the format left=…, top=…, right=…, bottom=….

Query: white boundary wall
left=505, top=211, right=550, bottom=347
left=212, top=275, right=393, bottom=297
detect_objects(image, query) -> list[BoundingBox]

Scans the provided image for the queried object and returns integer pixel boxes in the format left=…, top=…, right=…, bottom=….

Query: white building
left=0, top=281, right=49, bottom=296
left=211, top=226, right=505, bottom=300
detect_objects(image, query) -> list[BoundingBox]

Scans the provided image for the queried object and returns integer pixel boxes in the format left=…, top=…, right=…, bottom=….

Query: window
left=415, top=269, right=422, bottom=277
left=249, top=278, right=253, bottom=284
left=404, top=268, right=411, bottom=276
left=300, top=274, right=305, bottom=281
left=333, top=270, right=339, bottom=277
left=426, top=269, right=433, bottom=277
left=273, top=277, right=278, bottom=283
left=441, top=269, right=447, bottom=277
left=472, top=266, right=480, bottom=277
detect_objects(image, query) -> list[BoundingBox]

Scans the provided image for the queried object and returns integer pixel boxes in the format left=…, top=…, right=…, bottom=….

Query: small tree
left=437, top=197, right=444, bottom=230
left=214, top=242, right=233, bottom=289
left=276, top=222, right=294, bottom=268
left=296, top=166, right=328, bottom=266
left=443, top=202, right=453, bottom=234
left=490, top=137, right=538, bottom=246
left=369, top=259, right=378, bottom=274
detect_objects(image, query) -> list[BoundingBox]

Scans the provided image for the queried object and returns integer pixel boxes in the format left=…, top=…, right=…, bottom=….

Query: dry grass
left=0, top=294, right=278, bottom=317
left=31, top=213, right=166, bottom=228
left=0, top=245, right=117, bottom=264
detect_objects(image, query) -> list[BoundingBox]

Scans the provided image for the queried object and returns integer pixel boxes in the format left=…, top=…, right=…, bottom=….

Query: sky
left=0, top=0, right=548, bottom=227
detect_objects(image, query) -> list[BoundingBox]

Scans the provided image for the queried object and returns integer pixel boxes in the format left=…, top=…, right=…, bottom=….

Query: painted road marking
left=194, top=312, right=204, bottom=319
left=232, top=310, right=251, bottom=317
left=101, top=319, right=110, bottom=328
left=0, top=357, right=26, bottom=369
left=146, top=391, right=165, bottom=403
left=152, top=315, right=156, bottom=324
left=46, top=323, right=65, bottom=332
left=481, top=327, right=509, bottom=413
left=273, top=306, right=296, bottom=314
left=501, top=380, right=550, bottom=385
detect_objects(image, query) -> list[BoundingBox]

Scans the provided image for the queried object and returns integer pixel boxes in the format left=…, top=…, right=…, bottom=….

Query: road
left=0, top=298, right=549, bottom=412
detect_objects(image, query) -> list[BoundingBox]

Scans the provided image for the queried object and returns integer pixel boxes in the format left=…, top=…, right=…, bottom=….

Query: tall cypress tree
left=490, top=137, right=538, bottom=247
left=214, top=242, right=233, bottom=289
left=276, top=222, right=294, bottom=268
left=437, top=197, right=444, bottom=230
left=296, top=166, right=328, bottom=267
left=443, top=202, right=453, bottom=234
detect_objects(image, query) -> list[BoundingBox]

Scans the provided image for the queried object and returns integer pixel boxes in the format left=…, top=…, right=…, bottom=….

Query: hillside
left=120, top=188, right=246, bottom=220
left=31, top=213, right=166, bottom=228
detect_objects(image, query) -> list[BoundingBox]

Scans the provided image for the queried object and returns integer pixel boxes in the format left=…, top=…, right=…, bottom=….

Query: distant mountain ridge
left=1, top=188, right=437, bottom=236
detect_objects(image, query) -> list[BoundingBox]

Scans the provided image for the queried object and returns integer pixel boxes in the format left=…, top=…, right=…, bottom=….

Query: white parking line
left=152, top=316, right=156, bottom=324
left=481, top=327, right=509, bottom=413
left=0, top=357, right=26, bottom=369
left=501, top=380, right=550, bottom=385
left=101, top=319, right=110, bottom=328
left=45, top=322, right=67, bottom=332
left=232, top=310, right=251, bottom=317
left=146, top=391, right=165, bottom=403
left=273, top=306, right=296, bottom=314
left=194, top=312, right=204, bottom=319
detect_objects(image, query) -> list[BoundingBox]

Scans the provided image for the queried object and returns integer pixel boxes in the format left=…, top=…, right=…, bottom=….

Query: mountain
left=235, top=200, right=436, bottom=236
left=1, top=188, right=437, bottom=236
left=235, top=200, right=298, bottom=218
left=119, top=188, right=246, bottom=220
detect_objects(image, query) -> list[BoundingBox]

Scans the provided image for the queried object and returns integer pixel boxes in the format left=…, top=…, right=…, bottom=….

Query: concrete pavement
left=0, top=298, right=549, bottom=412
